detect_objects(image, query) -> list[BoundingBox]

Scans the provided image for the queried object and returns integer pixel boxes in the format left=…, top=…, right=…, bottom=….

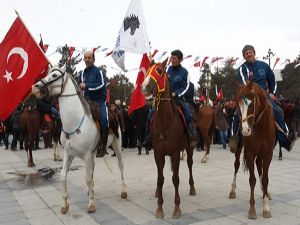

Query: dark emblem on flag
left=123, top=14, right=140, bottom=36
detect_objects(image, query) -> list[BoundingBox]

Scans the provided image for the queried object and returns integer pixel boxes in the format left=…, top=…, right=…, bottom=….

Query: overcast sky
left=1, top=0, right=300, bottom=85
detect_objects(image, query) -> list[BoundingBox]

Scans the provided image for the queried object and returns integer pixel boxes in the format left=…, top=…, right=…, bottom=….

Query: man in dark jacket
left=232, top=45, right=296, bottom=151
left=79, top=50, right=108, bottom=157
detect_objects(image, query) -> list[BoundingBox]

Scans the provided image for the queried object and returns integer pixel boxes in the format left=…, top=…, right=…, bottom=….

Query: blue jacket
left=168, top=65, right=190, bottom=97
left=236, top=60, right=277, bottom=94
left=80, top=65, right=106, bottom=102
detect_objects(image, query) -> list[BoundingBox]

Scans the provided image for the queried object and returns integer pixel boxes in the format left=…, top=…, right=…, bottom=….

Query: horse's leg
left=85, top=153, right=96, bottom=213
left=256, top=155, right=272, bottom=200
left=53, top=141, right=58, bottom=161
left=278, top=145, right=282, bottom=160
left=262, top=154, right=273, bottom=218
left=154, top=153, right=165, bottom=219
left=247, top=154, right=257, bottom=219
left=201, top=131, right=210, bottom=163
left=186, top=146, right=196, bottom=195
left=28, top=138, right=35, bottom=167
left=112, top=134, right=127, bottom=199
left=229, top=146, right=242, bottom=199
left=172, top=152, right=181, bottom=218
left=60, top=152, right=74, bottom=214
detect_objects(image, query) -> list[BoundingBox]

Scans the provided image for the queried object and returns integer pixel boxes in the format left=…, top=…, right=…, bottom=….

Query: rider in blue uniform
left=79, top=50, right=108, bottom=157
left=143, top=49, right=197, bottom=148
left=231, top=45, right=296, bottom=151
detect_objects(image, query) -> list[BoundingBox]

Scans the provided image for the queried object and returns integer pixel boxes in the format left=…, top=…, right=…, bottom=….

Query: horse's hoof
left=201, top=158, right=206, bottom=163
left=58, top=159, right=63, bottom=162
left=263, top=210, right=271, bottom=218
left=155, top=209, right=164, bottom=219
left=61, top=204, right=69, bottom=214
left=278, top=156, right=282, bottom=160
left=248, top=210, right=257, bottom=219
left=28, top=162, right=35, bottom=167
left=121, top=192, right=127, bottom=199
left=54, top=158, right=57, bottom=161
left=172, top=209, right=181, bottom=219
left=87, top=205, right=96, bottom=213
left=189, top=186, right=196, bottom=196
left=229, top=191, right=236, bottom=199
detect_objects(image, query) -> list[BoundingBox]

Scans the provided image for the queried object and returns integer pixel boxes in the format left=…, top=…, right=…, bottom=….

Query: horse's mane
left=65, top=72, right=91, bottom=116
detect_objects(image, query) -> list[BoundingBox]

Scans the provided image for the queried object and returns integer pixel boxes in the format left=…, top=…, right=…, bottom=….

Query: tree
left=57, top=44, right=82, bottom=77
left=108, top=73, right=134, bottom=105
left=278, top=61, right=300, bottom=101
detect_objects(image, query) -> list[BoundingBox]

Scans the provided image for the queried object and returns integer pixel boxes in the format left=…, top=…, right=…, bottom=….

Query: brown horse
left=229, top=80, right=276, bottom=219
left=20, top=95, right=40, bottom=167
left=141, top=60, right=196, bottom=219
left=197, top=104, right=215, bottom=163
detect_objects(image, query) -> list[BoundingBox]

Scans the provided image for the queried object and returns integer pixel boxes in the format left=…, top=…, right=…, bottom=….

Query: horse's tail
left=102, top=155, right=113, bottom=174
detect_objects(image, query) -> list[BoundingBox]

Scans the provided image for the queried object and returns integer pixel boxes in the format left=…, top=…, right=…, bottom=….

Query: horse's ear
left=248, top=79, right=254, bottom=90
left=61, top=63, right=67, bottom=72
left=162, top=57, right=168, bottom=68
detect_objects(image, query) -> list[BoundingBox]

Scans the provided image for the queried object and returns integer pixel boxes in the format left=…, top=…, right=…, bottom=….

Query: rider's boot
left=96, top=128, right=109, bottom=158
left=282, top=131, right=297, bottom=152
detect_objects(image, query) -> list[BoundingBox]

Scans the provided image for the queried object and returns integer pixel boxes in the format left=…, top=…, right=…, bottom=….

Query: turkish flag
left=0, top=17, right=49, bottom=120
left=128, top=54, right=150, bottom=115
left=216, top=87, right=223, bottom=101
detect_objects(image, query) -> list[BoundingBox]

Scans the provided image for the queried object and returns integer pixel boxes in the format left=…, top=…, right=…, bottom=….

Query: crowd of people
left=1, top=46, right=299, bottom=155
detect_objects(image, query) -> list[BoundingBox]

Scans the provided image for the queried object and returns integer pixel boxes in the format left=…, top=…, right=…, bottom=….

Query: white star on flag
left=3, top=70, right=13, bottom=83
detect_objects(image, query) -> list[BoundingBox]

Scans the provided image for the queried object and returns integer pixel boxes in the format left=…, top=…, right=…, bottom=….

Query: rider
left=231, top=44, right=296, bottom=152
left=143, top=49, right=197, bottom=148
left=79, top=50, right=108, bottom=157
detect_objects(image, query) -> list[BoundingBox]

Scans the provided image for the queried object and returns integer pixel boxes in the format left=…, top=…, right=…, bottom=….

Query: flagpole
left=14, top=10, right=53, bottom=67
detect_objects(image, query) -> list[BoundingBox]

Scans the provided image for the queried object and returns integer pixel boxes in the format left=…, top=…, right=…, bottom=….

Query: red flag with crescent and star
left=0, top=17, right=49, bottom=120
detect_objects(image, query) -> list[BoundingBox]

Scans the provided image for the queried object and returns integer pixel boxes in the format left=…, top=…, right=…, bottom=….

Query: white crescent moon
left=7, top=47, right=28, bottom=80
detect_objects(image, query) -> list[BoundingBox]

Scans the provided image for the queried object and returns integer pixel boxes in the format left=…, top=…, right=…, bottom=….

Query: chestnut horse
left=197, top=104, right=215, bottom=163
left=141, top=60, right=196, bottom=219
left=229, top=80, right=276, bottom=219
left=20, top=95, right=40, bottom=167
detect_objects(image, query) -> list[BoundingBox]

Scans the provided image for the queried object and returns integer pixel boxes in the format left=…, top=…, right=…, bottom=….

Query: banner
left=112, top=0, right=150, bottom=71
left=0, top=17, right=49, bottom=120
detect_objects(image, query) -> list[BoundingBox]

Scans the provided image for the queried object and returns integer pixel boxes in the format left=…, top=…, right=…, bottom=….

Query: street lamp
left=201, top=63, right=212, bottom=105
left=265, top=48, right=275, bottom=67
left=122, top=79, right=127, bottom=106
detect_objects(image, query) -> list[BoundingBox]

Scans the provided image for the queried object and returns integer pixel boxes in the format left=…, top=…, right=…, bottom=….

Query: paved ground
left=0, top=139, right=300, bottom=225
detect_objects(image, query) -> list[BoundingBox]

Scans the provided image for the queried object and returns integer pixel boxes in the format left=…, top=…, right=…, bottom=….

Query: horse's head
left=32, top=65, right=67, bottom=99
left=236, top=80, right=264, bottom=136
left=141, top=58, right=168, bottom=98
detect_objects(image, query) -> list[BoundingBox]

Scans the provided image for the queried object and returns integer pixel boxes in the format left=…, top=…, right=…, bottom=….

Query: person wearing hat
left=230, top=45, right=296, bottom=152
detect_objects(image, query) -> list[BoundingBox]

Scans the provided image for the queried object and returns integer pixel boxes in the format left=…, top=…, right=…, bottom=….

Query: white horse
left=32, top=66, right=127, bottom=214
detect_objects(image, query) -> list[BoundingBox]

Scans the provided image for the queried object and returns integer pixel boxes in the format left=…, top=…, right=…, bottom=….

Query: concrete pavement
left=0, top=139, right=300, bottom=225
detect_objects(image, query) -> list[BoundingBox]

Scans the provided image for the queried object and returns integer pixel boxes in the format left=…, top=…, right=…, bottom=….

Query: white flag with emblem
left=112, top=0, right=150, bottom=71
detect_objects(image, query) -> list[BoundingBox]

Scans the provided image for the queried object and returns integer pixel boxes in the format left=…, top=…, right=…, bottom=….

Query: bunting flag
left=211, top=56, right=224, bottom=64
left=183, top=54, right=192, bottom=60
left=39, top=34, right=48, bottom=53
left=201, top=56, right=209, bottom=68
left=92, top=45, right=101, bottom=53
left=0, top=16, right=49, bottom=120
left=68, top=46, right=75, bottom=63
left=105, top=50, right=113, bottom=57
left=194, top=61, right=201, bottom=67
left=112, top=0, right=150, bottom=71
left=156, top=51, right=167, bottom=61
left=273, top=57, right=280, bottom=70
left=128, top=53, right=150, bottom=115
left=151, top=49, right=159, bottom=58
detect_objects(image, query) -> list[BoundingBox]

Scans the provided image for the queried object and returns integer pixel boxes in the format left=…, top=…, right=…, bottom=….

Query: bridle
left=40, top=68, right=79, bottom=98
left=241, top=94, right=267, bottom=126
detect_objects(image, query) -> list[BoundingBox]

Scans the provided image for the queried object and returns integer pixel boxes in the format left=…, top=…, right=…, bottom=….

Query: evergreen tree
left=57, top=44, right=82, bottom=77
